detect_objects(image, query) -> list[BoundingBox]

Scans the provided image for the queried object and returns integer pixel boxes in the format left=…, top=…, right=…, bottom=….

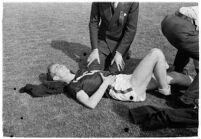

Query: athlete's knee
left=149, top=48, right=165, bottom=59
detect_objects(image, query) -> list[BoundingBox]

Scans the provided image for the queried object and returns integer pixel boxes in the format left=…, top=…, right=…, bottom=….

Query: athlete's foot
left=158, top=85, right=171, bottom=95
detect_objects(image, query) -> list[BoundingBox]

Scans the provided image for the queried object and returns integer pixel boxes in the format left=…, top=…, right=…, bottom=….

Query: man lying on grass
left=45, top=48, right=193, bottom=109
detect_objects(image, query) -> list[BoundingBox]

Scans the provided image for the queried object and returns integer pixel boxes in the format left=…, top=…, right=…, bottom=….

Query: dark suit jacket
left=89, top=2, right=139, bottom=55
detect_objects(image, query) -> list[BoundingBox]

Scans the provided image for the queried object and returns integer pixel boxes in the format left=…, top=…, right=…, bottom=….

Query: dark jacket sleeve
left=129, top=105, right=198, bottom=130
left=116, top=3, right=139, bottom=55
left=89, top=2, right=100, bottom=50
left=20, top=81, right=65, bottom=97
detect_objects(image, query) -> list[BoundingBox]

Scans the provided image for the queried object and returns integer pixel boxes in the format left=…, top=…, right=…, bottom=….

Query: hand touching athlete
left=111, top=51, right=125, bottom=71
left=87, top=49, right=100, bottom=67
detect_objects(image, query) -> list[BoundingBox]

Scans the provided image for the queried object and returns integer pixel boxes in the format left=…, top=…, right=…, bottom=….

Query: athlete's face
left=50, top=64, right=71, bottom=81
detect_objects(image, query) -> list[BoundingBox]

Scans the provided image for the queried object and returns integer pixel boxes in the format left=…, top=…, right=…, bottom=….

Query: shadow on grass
left=111, top=102, right=133, bottom=123
left=51, top=40, right=90, bottom=69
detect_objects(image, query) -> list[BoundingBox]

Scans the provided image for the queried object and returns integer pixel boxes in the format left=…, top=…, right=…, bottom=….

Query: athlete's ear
left=53, top=76, right=60, bottom=81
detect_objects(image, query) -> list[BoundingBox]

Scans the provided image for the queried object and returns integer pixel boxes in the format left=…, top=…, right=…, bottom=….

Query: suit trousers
left=161, top=14, right=199, bottom=107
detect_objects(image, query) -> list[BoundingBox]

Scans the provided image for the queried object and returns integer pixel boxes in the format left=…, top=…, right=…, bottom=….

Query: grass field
left=3, top=2, right=198, bottom=137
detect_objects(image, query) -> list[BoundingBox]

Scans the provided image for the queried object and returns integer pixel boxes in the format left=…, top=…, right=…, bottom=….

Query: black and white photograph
left=2, top=0, right=199, bottom=137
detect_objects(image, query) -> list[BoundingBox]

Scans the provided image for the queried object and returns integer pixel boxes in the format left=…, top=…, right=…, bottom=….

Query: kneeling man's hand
left=87, top=49, right=100, bottom=67
left=111, top=51, right=125, bottom=71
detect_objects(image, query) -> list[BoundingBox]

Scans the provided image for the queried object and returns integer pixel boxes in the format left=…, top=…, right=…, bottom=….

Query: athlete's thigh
left=131, top=52, right=156, bottom=89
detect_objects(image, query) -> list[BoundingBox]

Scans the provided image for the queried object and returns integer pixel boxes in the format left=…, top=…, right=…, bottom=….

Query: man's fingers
left=111, top=59, right=114, bottom=65
left=87, top=59, right=93, bottom=67
left=117, top=63, right=121, bottom=71
left=87, top=55, right=91, bottom=62
left=119, top=63, right=123, bottom=71
left=122, top=59, right=125, bottom=66
left=121, top=60, right=125, bottom=70
left=87, top=56, right=92, bottom=65
left=97, top=57, right=100, bottom=64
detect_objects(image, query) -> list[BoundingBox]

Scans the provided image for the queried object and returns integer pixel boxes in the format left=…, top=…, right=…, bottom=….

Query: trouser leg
left=180, top=74, right=199, bottom=107
left=173, top=50, right=190, bottom=72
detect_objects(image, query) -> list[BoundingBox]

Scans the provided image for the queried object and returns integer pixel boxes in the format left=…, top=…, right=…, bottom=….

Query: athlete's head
left=47, top=63, right=74, bottom=83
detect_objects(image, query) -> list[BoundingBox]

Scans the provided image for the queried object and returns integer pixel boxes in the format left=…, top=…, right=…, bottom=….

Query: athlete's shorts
left=108, top=74, right=146, bottom=102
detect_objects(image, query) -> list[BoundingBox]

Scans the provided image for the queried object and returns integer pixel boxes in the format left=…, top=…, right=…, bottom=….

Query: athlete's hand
left=87, top=49, right=100, bottom=67
left=100, top=73, right=116, bottom=85
left=111, top=51, right=125, bottom=71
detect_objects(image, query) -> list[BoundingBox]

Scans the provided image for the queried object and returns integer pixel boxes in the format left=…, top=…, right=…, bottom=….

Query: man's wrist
left=115, top=51, right=122, bottom=56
